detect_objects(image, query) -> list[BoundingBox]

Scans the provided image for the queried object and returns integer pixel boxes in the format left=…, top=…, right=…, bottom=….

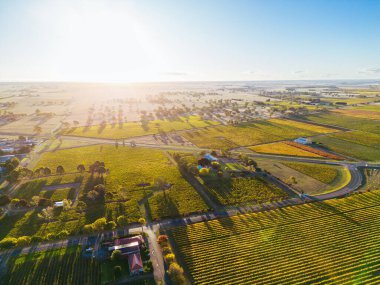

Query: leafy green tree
left=117, top=215, right=128, bottom=227
left=138, top=217, right=146, bottom=232
left=56, top=165, right=65, bottom=175
left=38, top=206, right=55, bottom=223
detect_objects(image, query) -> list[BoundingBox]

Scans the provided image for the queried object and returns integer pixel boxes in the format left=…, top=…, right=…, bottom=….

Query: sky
left=0, top=0, right=379, bottom=82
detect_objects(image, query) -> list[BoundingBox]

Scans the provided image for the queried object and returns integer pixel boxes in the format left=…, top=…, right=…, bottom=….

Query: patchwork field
left=182, top=119, right=328, bottom=149
left=167, top=190, right=380, bottom=285
left=63, top=116, right=219, bottom=139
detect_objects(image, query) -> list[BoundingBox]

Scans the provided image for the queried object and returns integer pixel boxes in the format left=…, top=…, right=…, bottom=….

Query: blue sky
left=0, top=0, right=379, bottom=82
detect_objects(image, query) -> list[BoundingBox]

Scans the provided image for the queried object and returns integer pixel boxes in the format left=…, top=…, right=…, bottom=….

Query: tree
left=117, top=215, right=128, bottom=227
left=111, top=250, right=122, bottom=262
left=56, top=165, right=65, bottom=175
left=62, top=199, right=73, bottom=211
left=77, top=164, right=85, bottom=174
left=168, top=262, right=186, bottom=284
left=165, top=253, right=175, bottom=264
left=16, top=236, right=31, bottom=247
left=87, top=190, right=99, bottom=200
left=44, top=167, right=52, bottom=176
left=138, top=217, right=146, bottom=233
left=38, top=206, right=55, bottom=223
left=31, top=195, right=40, bottom=206
left=92, top=217, right=107, bottom=231
left=33, top=125, right=42, bottom=135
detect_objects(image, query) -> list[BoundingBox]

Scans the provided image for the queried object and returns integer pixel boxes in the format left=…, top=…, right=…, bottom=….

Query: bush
left=83, top=224, right=94, bottom=233
left=117, top=215, right=128, bottom=227
left=57, top=230, right=69, bottom=239
left=16, top=236, right=31, bottom=247
left=0, top=237, right=18, bottom=248
left=157, top=235, right=168, bottom=245
left=111, top=250, right=122, bottom=262
left=165, top=253, right=175, bottom=264
left=45, top=233, right=56, bottom=240
left=168, top=262, right=186, bottom=284
left=105, top=221, right=116, bottom=230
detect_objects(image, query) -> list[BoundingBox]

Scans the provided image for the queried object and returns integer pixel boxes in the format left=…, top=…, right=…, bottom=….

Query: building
left=108, top=235, right=145, bottom=276
left=294, top=137, right=309, bottom=145
left=128, top=253, right=144, bottom=275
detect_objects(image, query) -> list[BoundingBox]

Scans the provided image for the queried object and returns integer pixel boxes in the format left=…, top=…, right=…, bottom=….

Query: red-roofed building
left=114, top=235, right=144, bottom=246
left=128, top=252, right=144, bottom=275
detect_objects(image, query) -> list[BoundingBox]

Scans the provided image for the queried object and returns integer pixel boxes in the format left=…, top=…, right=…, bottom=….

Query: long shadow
left=308, top=197, right=361, bottom=225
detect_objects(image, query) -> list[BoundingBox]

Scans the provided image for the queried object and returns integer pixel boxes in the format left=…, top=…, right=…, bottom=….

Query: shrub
left=45, top=233, right=56, bottom=240
left=0, top=237, right=18, bottom=248
left=168, top=262, right=186, bottom=284
left=117, top=215, right=128, bottom=227
left=57, top=230, right=69, bottom=239
left=16, top=236, right=31, bottom=247
left=106, top=221, right=116, bottom=230
left=111, top=250, right=122, bottom=262
left=157, top=235, right=169, bottom=245
left=165, top=253, right=175, bottom=264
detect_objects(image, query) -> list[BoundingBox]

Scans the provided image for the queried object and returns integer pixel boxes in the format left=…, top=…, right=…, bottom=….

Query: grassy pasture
left=167, top=190, right=380, bottom=285
left=63, top=115, right=219, bottom=139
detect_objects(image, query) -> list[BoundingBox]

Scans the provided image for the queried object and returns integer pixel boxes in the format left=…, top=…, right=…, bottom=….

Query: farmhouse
left=108, top=235, right=144, bottom=276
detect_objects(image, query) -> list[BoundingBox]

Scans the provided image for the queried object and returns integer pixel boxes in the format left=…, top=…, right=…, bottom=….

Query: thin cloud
left=358, top=67, right=380, bottom=74
left=161, top=71, right=188, bottom=76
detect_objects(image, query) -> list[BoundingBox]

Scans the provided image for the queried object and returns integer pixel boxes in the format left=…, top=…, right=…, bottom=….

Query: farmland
left=250, top=142, right=323, bottom=158
left=0, top=246, right=101, bottom=285
left=199, top=176, right=289, bottom=206
left=314, top=135, right=380, bottom=161
left=167, top=190, right=380, bottom=285
left=281, top=161, right=338, bottom=184
left=333, top=108, right=380, bottom=120
left=304, top=112, right=380, bottom=134
left=182, top=119, right=328, bottom=149
left=63, top=116, right=219, bottom=139
left=328, top=130, right=380, bottom=149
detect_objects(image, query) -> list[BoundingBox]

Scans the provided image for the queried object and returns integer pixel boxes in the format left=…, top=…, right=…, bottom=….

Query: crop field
left=167, top=190, right=380, bottom=285
left=199, top=176, right=288, bottom=206
left=329, top=131, right=380, bottom=149
left=182, top=119, right=323, bottom=149
left=250, top=142, right=323, bottom=158
left=304, top=112, right=380, bottom=134
left=15, top=176, right=80, bottom=201
left=322, top=96, right=380, bottom=105
left=63, top=115, right=219, bottom=139
left=333, top=108, right=380, bottom=120
left=360, top=168, right=380, bottom=192
left=35, top=145, right=208, bottom=221
left=314, top=135, right=380, bottom=161
left=269, top=118, right=338, bottom=133
left=0, top=246, right=101, bottom=285
left=281, top=162, right=338, bottom=184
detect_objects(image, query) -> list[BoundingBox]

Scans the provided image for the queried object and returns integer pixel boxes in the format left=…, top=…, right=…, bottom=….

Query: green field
left=35, top=145, right=208, bottom=220
left=167, top=190, right=380, bottom=284
left=304, top=112, right=380, bottom=134
left=281, top=162, right=338, bottom=184
left=199, top=176, right=288, bottom=206
left=63, top=116, right=219, bottom=139
left=314, top=135, right=380, bottom=161
left=182, top=119, right=324, bottom=149
left=329, top=131, right=380, bottom=149
left=0, top=145, right=208, bottom=243
left=0, top=246, right=100, bottom=285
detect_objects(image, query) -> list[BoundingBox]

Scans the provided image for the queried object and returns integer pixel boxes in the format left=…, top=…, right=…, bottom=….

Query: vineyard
left=182, top=119, right=326, bottom=149
left=0, top=246, right=100, bottom=285
left=281, top=161, right=339, bottom=184
left=269, top=118, right=338, bottom=133
left=285, top=141, right=343, bottom=160
left=63, top=115, right=219, bottom=139
left=333, top=108, right=380, bottom=120
left=315, top=135, right=380, bottom=161
left=250, top=142, right=323, bottom=158
left=329, top=130, right=380, bottom=149
left=199, top=176, right=288, bottom=206
left=167, top=190, right=380, bottom=284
